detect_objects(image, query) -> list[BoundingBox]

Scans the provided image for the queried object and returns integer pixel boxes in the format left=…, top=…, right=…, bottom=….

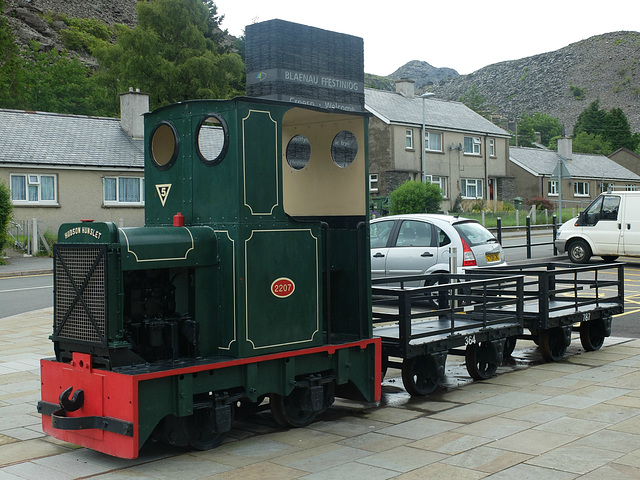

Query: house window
left=430, top=176, right=447, bottom=197
left=489, top=139, right=496, bottom=157
left=600, top=183, right=615, bottom=192
left=626, top=184, right=638, bottom=191
left=10, top=174, right=57, bottom=204
left=548, top=180, right=558, bottom=196
left=573, top=181, right=589, bottom=197
left=104, top=176, right=145, bottom=205
left=425, top=131, right=442, bottom=152
left=464, top=136, right=481, bottom=155
left=461, top=178, right=483, bottom=199
left=369, top=173, right=379, bottom=193
left=405, top=129, right=413, bottom=150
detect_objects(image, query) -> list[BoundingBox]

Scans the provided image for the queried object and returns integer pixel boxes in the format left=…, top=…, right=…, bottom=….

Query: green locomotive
left=38, top=98, right=380, bottom=458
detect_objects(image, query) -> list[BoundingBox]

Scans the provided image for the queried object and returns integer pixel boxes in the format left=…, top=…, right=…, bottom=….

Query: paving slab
left=1, top=307, right=640, bottom=479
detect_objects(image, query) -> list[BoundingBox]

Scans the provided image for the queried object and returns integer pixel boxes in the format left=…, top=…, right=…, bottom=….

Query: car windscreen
left=453, top=221, right=497, bottom=246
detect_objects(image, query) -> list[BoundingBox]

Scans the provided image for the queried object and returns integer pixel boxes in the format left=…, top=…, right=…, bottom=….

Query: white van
left=555, top=191, right=640, bottom=263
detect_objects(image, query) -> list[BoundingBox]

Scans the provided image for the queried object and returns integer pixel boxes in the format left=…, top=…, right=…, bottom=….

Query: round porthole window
left=286, top=135, right=311, bottom=170
left=150, top=121, right=179, bottom=170
left=331, top=130, right=358, bottom=168
left=196, top=114, right=229, bottom=166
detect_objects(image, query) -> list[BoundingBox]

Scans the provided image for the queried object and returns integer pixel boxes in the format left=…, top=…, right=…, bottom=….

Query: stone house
left=509, top=138, right=640, bottom=211
left=365, top=80, right=513, bottom=212
left=0, top=90, right=148, bottom=236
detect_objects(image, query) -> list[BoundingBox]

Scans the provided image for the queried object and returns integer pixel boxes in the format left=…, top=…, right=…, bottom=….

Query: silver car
left=370, top=214, right=506, bottom=279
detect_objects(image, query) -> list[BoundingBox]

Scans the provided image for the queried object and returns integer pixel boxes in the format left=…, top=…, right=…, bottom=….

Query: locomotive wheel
left=401, top=354, right=440, bottom=396
left=270, top=387, right=320, bottom=428
left=539, top=327, right=568, bottom=362
left=184, top=404, right=232, bottom=450
left=503, top=336, right=517, bottom=358
left=465, top=341, right=499, bottom=380
left=579, top=319, right=606, bottom=351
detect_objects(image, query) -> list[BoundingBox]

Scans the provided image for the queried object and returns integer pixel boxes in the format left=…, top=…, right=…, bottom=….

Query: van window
left=602, top=196, right=620, bottom=220
left=583, top=195, right=620, bottom=224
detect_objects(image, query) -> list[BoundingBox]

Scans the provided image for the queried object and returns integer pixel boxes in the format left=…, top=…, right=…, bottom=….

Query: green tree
left=96, top=0, right=245, bottom=109
left=19, top=42, right=116, bottom=116
left=520, top=112, right=562, bottom=146
left=511, top=120, right=536, bottom=148
left=0, top=0, right=24, bottom=108
left=570, top=131, right=613, bottom=155
left=0, top=180, right=13, bottom=262
left=574, top=99, right=607, bottom=136
left=389, top=181, right=443, bottom=215
left=573, top=99, right=639, bottom=153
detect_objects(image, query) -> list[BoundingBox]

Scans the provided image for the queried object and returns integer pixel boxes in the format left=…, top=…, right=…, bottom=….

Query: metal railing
left=490, top=215, right=559, bottom=260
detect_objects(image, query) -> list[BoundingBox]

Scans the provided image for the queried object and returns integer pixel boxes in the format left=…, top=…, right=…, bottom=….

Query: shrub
left=0, top=180, right=13, bottom=262
left=388, top=180, right=443, bottom=215
left=525, top=196, right=554, bottom=211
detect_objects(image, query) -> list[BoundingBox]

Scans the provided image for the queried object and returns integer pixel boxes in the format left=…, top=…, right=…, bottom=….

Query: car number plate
left=485, top=253, right=500, bottom=262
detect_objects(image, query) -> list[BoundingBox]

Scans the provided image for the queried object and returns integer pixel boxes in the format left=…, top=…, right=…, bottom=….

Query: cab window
left=584, top=195, right=620, bottom=224
left=602, top=195, right=620, bottom=220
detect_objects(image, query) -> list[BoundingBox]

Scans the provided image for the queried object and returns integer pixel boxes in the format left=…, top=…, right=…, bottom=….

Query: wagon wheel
left=539, top=327, right=568, bottom=362
left=270, top=387, right=321, bottom=428
left=401, top=354, right=440, bottom=396
left=465, top=341, right=499, bottom=380
left=184, top=404, right=232, bottom=450
left=579, top=319, right=606, bottom=351
left=503, top=336, right=517, bottom=358
left=529, top=328, right=540, bottom=345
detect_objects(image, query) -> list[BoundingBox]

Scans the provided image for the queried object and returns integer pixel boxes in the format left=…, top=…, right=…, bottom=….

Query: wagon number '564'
left=271, top=278, right=295, bottom=298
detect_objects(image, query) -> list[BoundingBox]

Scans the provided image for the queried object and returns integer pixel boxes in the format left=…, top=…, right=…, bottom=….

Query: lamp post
left=421, top=92, right=435, bottom=183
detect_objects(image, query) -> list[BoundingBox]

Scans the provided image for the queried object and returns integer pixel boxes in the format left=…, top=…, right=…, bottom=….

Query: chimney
left=557, top=137, right=572, bottom=160
left=119, top=88, right=149, bottom=138
left=395, top=78, right=415, bottom=98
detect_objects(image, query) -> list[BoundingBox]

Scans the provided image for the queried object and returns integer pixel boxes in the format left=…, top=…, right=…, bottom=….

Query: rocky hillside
left=5, top=0, right=137, bottom=51
left=429, top=31, right=640, bottom=134
left=389, top=60, right=459, bottom=89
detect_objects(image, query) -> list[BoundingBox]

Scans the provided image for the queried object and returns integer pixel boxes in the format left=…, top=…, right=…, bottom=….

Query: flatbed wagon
left=371, top=273, right=525, bottom=395
left=477, top=262, right=624, bottom=361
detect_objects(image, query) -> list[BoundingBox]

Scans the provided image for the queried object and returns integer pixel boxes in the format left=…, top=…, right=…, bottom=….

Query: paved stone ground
left=1, top=308, right=640, bottom=479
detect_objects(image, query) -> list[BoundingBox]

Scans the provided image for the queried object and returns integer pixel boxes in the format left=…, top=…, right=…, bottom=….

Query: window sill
left=12, top=202, right=60, bottom=207
left=102, top=203, right=145, bottom=208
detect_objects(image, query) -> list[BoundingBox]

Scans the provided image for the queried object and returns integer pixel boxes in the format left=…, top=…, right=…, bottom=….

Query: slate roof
left=510, top=146, right=640, bottom=181
left=0, top=109, right=144, bottom=168
left=364, top=88, right=511, bottom=137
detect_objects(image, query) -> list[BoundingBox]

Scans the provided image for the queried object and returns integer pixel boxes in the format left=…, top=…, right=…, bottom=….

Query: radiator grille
left=53, top=244, right=108, bottom=345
